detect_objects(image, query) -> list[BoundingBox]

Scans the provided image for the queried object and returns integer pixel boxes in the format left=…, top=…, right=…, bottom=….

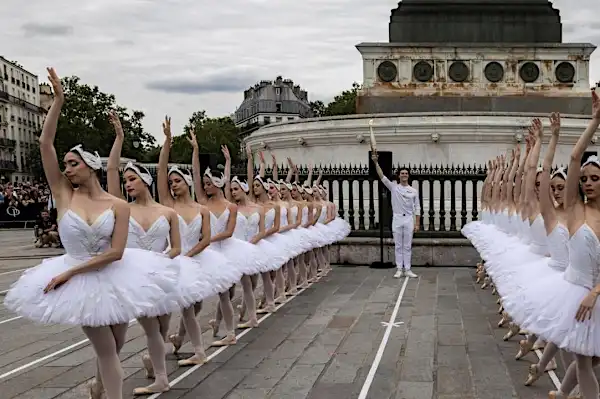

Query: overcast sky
left=2, top=0, right=599, bottom=141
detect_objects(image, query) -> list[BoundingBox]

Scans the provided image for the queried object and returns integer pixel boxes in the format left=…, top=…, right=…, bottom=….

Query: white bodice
left=547, top=223, right=570, bottom=271
left=233, top=212, right=247, bottom=240
left=528, top=215, right=548, bottom=256
left=318, top=205, right=327, bottom=223
left=58, top=209, right=114, bottom=259
left=290, top=206, right=299, bottom=224
left=265, top=208, right=276, bottom=230
left=209, top=208, right=232, bottom=249
left=126, top=216, right=170, bottom=253
left=564, top=224, right=600, bottom=289
left=242, top=212, right=260, bottom=241
left=301, top=207, right=309, bottom=225
left=178, top=214, right=203, bottom=254
left=280, top=207, right=289, bottom=227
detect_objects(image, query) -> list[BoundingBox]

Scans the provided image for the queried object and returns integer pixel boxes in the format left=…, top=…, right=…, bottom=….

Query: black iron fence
left=100, top=163, right=487, bottom=239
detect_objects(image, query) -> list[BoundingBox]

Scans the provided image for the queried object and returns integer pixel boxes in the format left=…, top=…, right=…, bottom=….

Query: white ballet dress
left=289, top=205, right=314, bottom=253
left=520, top=223, right=600, bottom=356
left=503, top=222, right=570, bottom=327
left=208, top=208, right=267, bottom=278
left=126, top=216, right=181, bottom=317
left=263, top=208, right=294, bottom=267
left=5, top=209, right=178, bottom=327
left=303, top=206, right=328, bottom=248
left=176, top=213, right=241, bottom=304
left=243, top=211, right=289, bottom=272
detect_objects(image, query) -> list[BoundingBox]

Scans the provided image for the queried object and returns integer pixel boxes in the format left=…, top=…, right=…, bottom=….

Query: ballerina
left=157, top=119, right=239, bottom=367
left=105, top=112, right=186, bottom=395
left=5, top=68, right=175, bottom=399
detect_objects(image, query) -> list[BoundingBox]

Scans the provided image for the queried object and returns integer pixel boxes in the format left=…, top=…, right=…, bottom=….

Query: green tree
left=25, top=142, right=43, bottom=180
left=309, top=100, right=325, bottom=117
left=169, top=111, right=241, bottom=165
left=321, top=82, right=361, bottom=116
left=52, top=76, right=156, bottom=161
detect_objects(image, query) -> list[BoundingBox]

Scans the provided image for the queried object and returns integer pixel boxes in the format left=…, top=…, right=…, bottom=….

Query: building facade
left=0, top=57, right=45, bottom=182
left=234, top=76, right=312, bottom=135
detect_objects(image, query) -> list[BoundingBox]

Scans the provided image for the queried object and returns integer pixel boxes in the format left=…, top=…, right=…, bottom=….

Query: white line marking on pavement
left=0, top=268, right=26, bottom=277
left=0, top=316, right=22, bottom=325
left=380, top=321, right=404, bottom=328
left=0, top=319, right=137, bottom=381
left=358, top=276, right=410, bottom=399
left=148, top=280, right=316, bottom=398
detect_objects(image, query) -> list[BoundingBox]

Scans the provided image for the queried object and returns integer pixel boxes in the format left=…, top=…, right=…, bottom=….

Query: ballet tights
left=557, top=356, right=600, bottom=398
left=286, top=259, right=297, bottom=290
left=215, top=286, right=236, bottom=334
left=181, top=303, right=207, bottom=361
left=240, top=275, right=258, bottom=324
left=536, top=342, right=558, bottom=371
left=176, top=302, right=203, bottom=339
left=297, top=256, right=308, bottom=286
left=83, top=323, right=128, bottom=399
left=138, top=317, right=170, bottom=390
left=261, top=272, right=275, bottom=308
left=275, top=265, right=286, bottom=299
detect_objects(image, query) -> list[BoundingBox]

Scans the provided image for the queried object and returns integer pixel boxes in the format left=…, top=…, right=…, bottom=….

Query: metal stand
left=370, top=185, right=394, bottom=269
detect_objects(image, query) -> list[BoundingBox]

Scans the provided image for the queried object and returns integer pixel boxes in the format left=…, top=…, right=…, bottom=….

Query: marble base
left=329, top=237, right=478, bottom=267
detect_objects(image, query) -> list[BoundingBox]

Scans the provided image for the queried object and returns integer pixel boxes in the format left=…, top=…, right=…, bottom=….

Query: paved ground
left=0, top=231, right=569, bottom=398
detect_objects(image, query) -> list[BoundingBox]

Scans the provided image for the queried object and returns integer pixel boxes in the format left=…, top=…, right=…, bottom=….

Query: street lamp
left=133, top=140, right=140, bottom=149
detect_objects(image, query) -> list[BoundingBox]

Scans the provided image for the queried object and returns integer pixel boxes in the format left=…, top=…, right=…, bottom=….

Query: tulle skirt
left=264, top=233, right=294, bottom=267
left=5, top=248, right=179, bottom=327
left=211, top=237, right=271, bottom=276
left=255, top=238, right=290, bottom=272
left=519, top=274, right=600, bottom=357
left=329, top=217, right=351, bottom=241
left=305, top=225, right=329, bottom=248
left=277, top=229, right=308, bottom=257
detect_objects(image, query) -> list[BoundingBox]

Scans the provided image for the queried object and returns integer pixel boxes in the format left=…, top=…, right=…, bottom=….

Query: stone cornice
left=245, top=113, right=592, bottom=149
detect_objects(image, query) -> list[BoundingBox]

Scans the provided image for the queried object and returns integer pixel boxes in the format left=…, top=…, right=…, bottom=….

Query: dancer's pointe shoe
left=168, top=334, right=183, bottom=355
left=498, top=304, right=504, bottom=314
left=515, top=339, right=533, bottom=360
left=545, top=358, right=557, bottom=371
left=238, top=320, right=259, bottom=329
left=301, top=280, right=310, bottom=288
left=133, top=382, right=170, bottom=395
left=256, top=304, right=276, bottom=314
left=88, top=378, right=103, bottom=399
left=274, top=295, right=286, bottom=304
left=211, top=334, right=236, bottom=347
left=525, top=364, right=542, bottom=386
left=496, top=297, right=501, bottom=305
left=287, top=287, right=298, bottom=296
left=178, top=354, right=208, bottom=367
left=503, top=323, right=520, bottom=341
left=209, top=319, right=220, bottom=337
left=498, top=312, right=510, bottom=328
left=491, top=286, right=497, bottom=296
left=532, top=338, right=545, bottom=350
left=141, top=354, right=154, bottom=379
left=548, top=392, right=581, bottom=399
left=481, top=277, right=490, bottom=289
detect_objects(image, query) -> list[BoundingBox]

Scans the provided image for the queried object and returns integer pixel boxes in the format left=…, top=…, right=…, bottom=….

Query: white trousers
left=392, top=214, right=414, bottom=270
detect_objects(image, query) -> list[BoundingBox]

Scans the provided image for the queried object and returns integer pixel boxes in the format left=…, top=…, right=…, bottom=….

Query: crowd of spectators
left=0, top=180, right=61, bottom=247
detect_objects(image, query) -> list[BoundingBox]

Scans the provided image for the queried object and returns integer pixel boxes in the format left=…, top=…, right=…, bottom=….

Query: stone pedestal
left=356, top=43, right=596, bottom=115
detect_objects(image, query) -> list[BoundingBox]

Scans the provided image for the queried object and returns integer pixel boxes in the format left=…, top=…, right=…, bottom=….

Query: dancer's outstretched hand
left=549, top=112, right=560, bottom=137
left=575, top=291, right=598, bottom=322
left=162, top=116, right=171, bottom=139
left=47, top=67, right=64, bottom=102
left=187, top=127, right=198, bottom=149
left=592, top=89, right=600, bottom=120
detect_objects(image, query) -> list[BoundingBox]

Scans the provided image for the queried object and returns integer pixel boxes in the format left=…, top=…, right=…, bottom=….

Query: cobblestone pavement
left=0, top=234, right=570, bottom=399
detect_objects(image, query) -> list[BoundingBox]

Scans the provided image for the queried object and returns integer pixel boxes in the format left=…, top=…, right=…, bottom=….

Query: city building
left=234, top=76, right=312, bottom=136
left=0, top=56, right=46, bottom=182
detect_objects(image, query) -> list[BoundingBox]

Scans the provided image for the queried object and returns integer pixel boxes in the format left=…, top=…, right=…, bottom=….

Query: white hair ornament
left=231, top=176, right=249, bottom=193
left=204, top=167, right=226, bottom=188
left=168, top=165, right=193, bottom=187
left=582, top=155, right=600, bottom=170
left=70, top=144, right=102, bottom=170
left=124, top=162, right=153, bottom=186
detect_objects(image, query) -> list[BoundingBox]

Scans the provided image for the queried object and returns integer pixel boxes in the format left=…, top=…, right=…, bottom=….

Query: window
left=288, top=117, right=294, bottom=121
left=275, top=87, right=281, bottom=95
left=264, top=116, right=271, bottom=124
left=275, top=103, right=282, bottom=112
left=276, top=117, right=282, bottom=122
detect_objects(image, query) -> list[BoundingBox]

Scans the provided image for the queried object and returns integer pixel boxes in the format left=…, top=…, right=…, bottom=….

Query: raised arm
left=38, top=68, right=71, bottom=208
left=222, top=146, right=233, bottom=202
left=315, top=169, right=323, bottom=186
left=565, top=90, right=600, bottom=209
left=188, top=129, right=207, bottom=204
left=106, top=111, right=125, bottom=199
left=518, top=136, right=534, bottom=207
left=514, top=139, right=529, bottom=202
left=258, top=151, right=266, bottom=178
left=305, top=164, right=314, bottom=187
left=540, top=113, right=561, bottom=231
left=505, top=148, right=519, bottom=206
left=246, top=144, right=257, bottom=201
left=286, top=158, right=294, bottom=183
left=524, top=119, right=543, bottom=209
left=271, top=153, right=278, bottom=181
left=157, top=116, right=174, bottom=206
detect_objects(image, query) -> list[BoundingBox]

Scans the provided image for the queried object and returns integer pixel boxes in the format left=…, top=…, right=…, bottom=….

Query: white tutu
left=254, top=238, right=290, bottom=272
left=520, top=273, right=600, bottom=357
left=264, top=233, right=294, bottom=266
left=305, top=225, right=329, bottom=248
left=5, top=248, right=179, bottom=327
left=277, top=229, right=307, bottom=257
left=212, top=237, right=269, bottom=276
left=329, top=217, right=351, bottom=242
left=192, top=245, right=243, bottom=293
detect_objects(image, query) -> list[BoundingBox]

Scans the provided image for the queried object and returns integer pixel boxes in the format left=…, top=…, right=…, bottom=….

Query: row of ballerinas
left=4, top=68, right=350, bottom=399
left=462, top=89, right=600, bottom=399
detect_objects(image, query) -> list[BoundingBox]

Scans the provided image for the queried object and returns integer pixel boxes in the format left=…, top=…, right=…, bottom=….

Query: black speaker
left=369, top=150, right=392, bottom=179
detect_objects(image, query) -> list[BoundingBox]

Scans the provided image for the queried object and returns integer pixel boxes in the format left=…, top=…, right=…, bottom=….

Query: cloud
left=1, top=0, right=598, bottom=143
left=22, top=22, right=73, bottom=37
left=146, top=73, right=257, bottom=95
